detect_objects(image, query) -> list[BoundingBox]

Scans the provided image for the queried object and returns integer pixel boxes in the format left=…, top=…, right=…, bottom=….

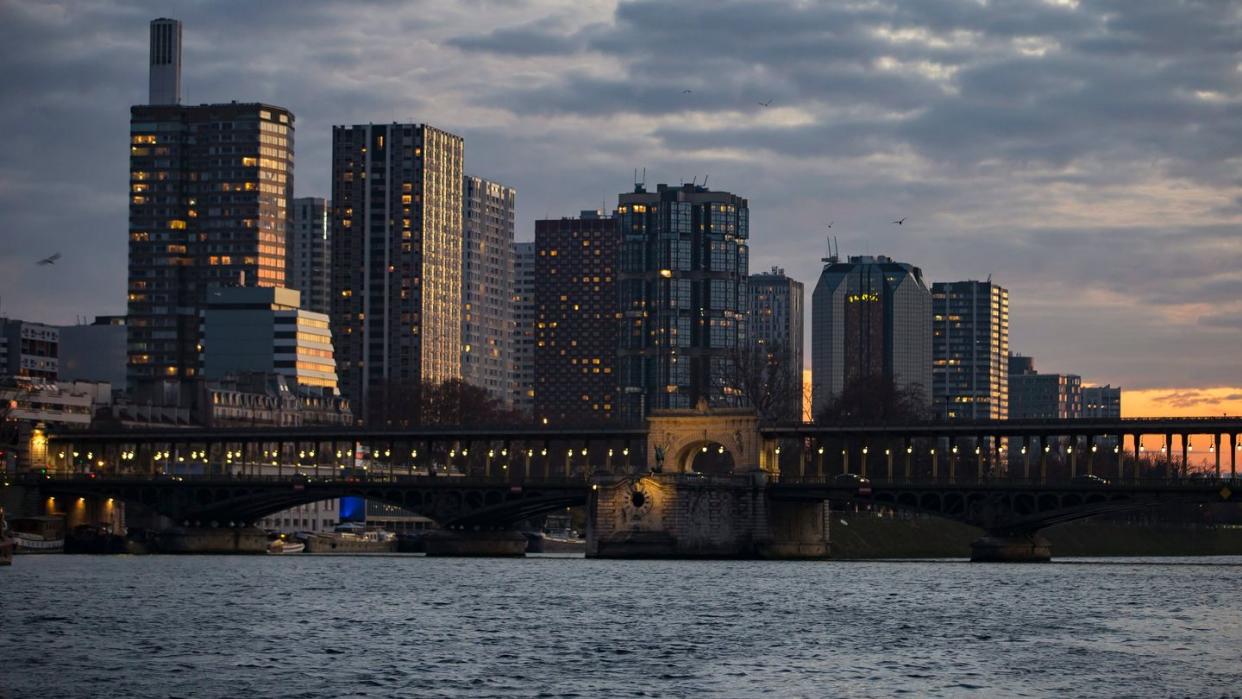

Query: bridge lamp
left=1091, top=445, right=1097, bottom=453
left=299, top=451, right=306, bottom=459
left=1066, top=446, right=1073, bottom=455
left=501, top=448, right=508, bottom=457
left=336, top=450, right=342, bottom=458
left=309, top=450, right=315, bottom=457
left=951, top=446, right=957, bottom=454
left=581, top=448, right=588, bottom=456
left=842, top=449, right=847, bottom=455
left=1160, top=444, right=1167, bottom=454
left=526, top=449, right=533, bottom=458
left=774, top=446, right=781, bottom=455
left=1209, top=444, right=1215, bottom=453
left=59, top=451, right=65, bottom=459
left=567, top=448, right=574, bottom=457
left=177, top=457, right=184, bottom=462
left=411, top=450, right=418, bottom=458
left=385, top=449, right=391, bottom=457
left=608, top=449, right=614, bottom=457
left=702, top=445, right=708, bottom=453
left=862, top=446, right=870, bottom=455
left=541, top=448, right=548, bottom=457
left=488, top=449, right=495, bottom=458
left=1044, top=445, right=1051, bottom=453
left=906, top=446, right=913, bottom=454
left=73, top=451, right=79, bottom=458
left=817, top=446, right=825, bottom=455
left=449, top=449, right=457, bottom=458
left=885, top=449, right=891, bottom=456
left=930, top=448, right=936, bottom=455
left=592, top=484, right=599, bottom=491
left=974, top=446, right=980, bottom=455
left=87, top=452, right=93, bottom=459
left=1139, top=444, right=1145, bottom=453
left=1114, top=446, right=1120, bottom=453
left=460, top=449, right=468, bottom=457
left=622, top=448, right=630, bottom=456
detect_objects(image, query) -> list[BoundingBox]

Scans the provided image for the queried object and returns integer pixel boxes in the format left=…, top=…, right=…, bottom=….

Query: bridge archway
left=646, top=407, right=762, bottom=474
left=678, top=441, right=737, bottom=475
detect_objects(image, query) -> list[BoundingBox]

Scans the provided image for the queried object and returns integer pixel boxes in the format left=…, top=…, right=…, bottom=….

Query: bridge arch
left=646, top=408, right=762, bottom=474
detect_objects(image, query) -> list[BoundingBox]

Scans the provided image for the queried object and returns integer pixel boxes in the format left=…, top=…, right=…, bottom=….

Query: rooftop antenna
left=691, top=176, right=697, bottom=187
left=987, top=273, right=993, bottom=284
left=702, top=174, right=709, bottom=187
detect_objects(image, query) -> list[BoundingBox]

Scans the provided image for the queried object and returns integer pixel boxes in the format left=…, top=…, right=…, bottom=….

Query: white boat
left=266, top=539, right=305, bottom=555
left=10, top=517, right=65, bottom=554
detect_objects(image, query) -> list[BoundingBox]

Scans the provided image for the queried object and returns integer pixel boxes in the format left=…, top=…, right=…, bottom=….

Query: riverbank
left=828, top=512, right=1242, bottom=558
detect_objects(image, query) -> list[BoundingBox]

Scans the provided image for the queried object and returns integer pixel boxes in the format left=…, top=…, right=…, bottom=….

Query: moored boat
left=303, top=523, right=397, bottom=554
left=10, top=516, right=65, bottom=554
left=266, top=538, right=306, bottom=555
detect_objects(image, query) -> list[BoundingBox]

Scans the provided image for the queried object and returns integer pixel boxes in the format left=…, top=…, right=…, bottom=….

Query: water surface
left=2, top=555, right=1240, bottom=697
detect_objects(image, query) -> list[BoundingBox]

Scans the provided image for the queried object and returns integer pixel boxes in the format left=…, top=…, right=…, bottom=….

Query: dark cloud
left=0, top=0, right=1239, bottom=392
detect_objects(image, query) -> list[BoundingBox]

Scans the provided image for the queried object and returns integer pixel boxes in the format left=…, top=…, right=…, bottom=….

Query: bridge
left=7, top=412, right=1242, bottom=560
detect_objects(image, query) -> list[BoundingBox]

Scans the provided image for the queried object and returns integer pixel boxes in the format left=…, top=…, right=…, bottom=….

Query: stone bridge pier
left=586, top=408, right=829, bottom=559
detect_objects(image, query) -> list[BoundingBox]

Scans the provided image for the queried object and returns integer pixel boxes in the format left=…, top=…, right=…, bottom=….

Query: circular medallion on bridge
left=622, top=484, right=654, bottom=522
left=1220, top=485, right=1232, bottom=501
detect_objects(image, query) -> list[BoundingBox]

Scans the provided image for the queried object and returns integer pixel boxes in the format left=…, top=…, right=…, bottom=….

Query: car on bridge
left=834, top=472, right=872, bottom=494
left=1071, top=474, right=1111, bottom=487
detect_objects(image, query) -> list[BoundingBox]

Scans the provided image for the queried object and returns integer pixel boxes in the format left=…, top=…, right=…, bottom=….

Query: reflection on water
left=3, top=555, right=1241, bottom=697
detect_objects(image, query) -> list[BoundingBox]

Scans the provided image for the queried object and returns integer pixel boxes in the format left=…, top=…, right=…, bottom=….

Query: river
left=2, top=555, right=1240, bottom=697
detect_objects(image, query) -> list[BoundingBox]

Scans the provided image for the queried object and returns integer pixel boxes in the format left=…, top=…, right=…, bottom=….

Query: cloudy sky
left=1, top=0, right=1240, bottom=413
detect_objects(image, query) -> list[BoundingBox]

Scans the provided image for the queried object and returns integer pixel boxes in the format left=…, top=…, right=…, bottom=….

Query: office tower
left=534, top=211, right=618, bottom=425
left=128, top=23, right=293, bottom=388
left=57, top=316, right=127, bottom=387
left=200, top=286, right=338, bottom=392
left=0, top=318, right=59, bottom=381
left=287, top=197, right=332, bottom=314
left=811, top=254, right=932, bottom=417
left=932, top=280, right=1010, bottom=421
left=511, top=241, right=536, bottom=416
left=329, top=123, right=464, bottom=421
left=616, top=183, right=750, bottom=420
left=1083, top=385, right=1121, bottom=418
left=148, top=18, right=181, bottom=105
left=462, top=176, right=516, bottom=407
left=1008, top=353, right=1082, bottom=419
left=127, top=101, right=293, bottom=387
left=748, top=267, right=805, bottom=421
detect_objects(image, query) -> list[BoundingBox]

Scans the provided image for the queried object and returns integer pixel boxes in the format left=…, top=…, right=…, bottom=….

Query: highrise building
left=1083, top=385, right=1121, bottom=419
left=748, top=267, right=804, bottom=421
left=127, top=18, right=293, bottom=388
left=200, top=286, right=338, bottom=392
left=329, top=123, right=464, bottom=422
left=148, top=18, right=182, bottom=105
left=0, top=318, right=59, bottom=381
left=534, top=211, right=618, bottom=425
left=462, top=176, right=516, bottom=407
left=511, top=241, right=536, bottom=417
left=1008, top=354, right=1082, bottom=419
left=811, top=254, right=932, bottom=417
left=287, top=197, right=332, bottom=314
left=616, top=183, right=750, bottom=420
left=57, top=316, right=127, bottom=387
left=931, top=280, right=1009, bottom=421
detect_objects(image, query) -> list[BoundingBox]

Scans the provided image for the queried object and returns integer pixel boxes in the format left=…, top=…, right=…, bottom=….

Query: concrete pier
left=423, top=529, right=528, bottom=557
left=970, top=534, right=1052, bottom=562
left=155, top=527, right=268, bottom=554
left=587, top=473, right=829, bottom=559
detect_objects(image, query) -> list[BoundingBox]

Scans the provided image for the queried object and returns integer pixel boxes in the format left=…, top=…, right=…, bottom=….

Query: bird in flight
left=892, top=217, right=907, bottom=225
left=758, top=98, right=774, bottom=107
left=681, top=89, right=693, bottom=94
left=36, top=252, right=61, bottom=265
left=826, top=221, right=834, bottom=229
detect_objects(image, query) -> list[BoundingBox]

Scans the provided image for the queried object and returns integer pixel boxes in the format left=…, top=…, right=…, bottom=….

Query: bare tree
left=369, top=378, right=525, bottom=428
left=719, top=340, right=804, bottom=423
left=815, top=373, right=932, bottom=425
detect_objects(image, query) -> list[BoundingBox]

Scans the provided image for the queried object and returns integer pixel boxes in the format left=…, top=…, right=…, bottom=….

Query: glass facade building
left=616, top=184, right=750, bottom=421
left=511, top=241, right=536, bottom=417
left=329, top=123, right=464, bottom=422
left=932, top=280, right=1009, bottom=420
left=811, top=255, right=932, bottom=417
left=748, top=267, right=805, bottom=421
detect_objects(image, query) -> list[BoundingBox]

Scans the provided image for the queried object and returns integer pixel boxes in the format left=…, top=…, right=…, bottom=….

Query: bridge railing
left=14, top=471, right=592, bottom=488
left=773, top=475, right=1236, bottom=489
